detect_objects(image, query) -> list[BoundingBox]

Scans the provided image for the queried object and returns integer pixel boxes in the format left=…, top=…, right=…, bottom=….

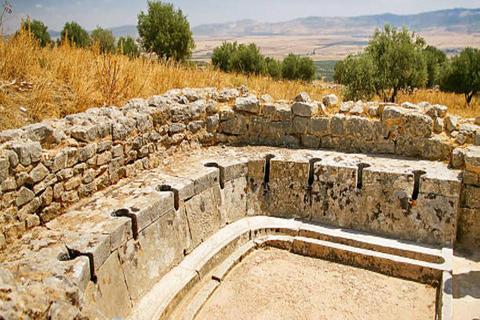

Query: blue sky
left=4, top=0, right=480, bottom=33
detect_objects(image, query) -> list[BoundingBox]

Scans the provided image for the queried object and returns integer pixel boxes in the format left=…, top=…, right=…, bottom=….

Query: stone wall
left=0, top=86, right=479, bottom=248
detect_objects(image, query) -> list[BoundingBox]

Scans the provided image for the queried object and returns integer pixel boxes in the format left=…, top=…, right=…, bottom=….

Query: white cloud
left=35, top=4, right=43, bottom=9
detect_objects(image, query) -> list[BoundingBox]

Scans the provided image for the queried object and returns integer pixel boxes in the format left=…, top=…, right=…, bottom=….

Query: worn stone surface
left=185, top=187, right=223, bottom=249
left=292, top=102, right=318, bottom=117
left=118, top=208, right=190, bottom=300
left=234, top=94, right=260, bottom=114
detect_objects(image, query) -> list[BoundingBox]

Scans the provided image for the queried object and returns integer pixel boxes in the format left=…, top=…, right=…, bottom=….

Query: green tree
left=440, top=47, right=480, bottom=105
left=91, top=26, right=116, bottom=53
left=297, top=57, right=316, bottom=81
left=365, top=24, right=427, bottom=102
left=211, top=41, right=238, bottom=72
left=336, top=25, right=427, bottom=102
left=60, top=21, right=91, bottom=47
left=333, top=60, right=345, bottom=83
left=18, top=19, right=52, bottom=47
left=281, top=54, right=316, bottom=81
left=282, top=53, right=299, bottom=80
left=423, top=45, right=447, bottom=88
left=118, top=36, right=139, bottom=57
left=265, top=56, right=282, bottom=79
left=229, top=43, right=266, bottom=75
left=137, top=1, right=195, bottom=62
left=340, top=54, right=376, bottom=101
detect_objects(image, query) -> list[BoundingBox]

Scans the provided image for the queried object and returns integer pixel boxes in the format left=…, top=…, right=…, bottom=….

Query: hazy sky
left=4, top=0, right=480, bottom=33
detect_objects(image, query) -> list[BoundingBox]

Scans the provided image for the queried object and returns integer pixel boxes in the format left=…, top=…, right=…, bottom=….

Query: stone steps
left=128, top=216, right=452, bottom=320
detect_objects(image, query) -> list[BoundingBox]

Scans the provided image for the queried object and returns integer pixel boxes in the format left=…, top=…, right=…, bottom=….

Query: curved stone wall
left=0, top=145, right=462, bottom=319
left=0, top=87, right=478, bottom=319
left=0, top=87, right=479, bottom=249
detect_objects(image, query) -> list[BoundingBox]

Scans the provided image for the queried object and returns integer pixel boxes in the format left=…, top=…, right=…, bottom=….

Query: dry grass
left=0, top=29, right=477, bottom=131
left=0, top=29, right=330, bottom=131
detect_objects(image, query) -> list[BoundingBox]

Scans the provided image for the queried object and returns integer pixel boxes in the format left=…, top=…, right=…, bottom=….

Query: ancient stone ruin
left=0, top=87, right=479, bottom=319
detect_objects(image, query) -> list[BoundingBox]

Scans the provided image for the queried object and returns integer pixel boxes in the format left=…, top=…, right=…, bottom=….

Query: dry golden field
left=0, top=29, right=478, bottom=131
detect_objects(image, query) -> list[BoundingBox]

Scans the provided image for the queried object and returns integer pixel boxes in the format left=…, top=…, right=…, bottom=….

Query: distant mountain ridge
left=47, top=8, right=480, bottom=40
left=192, top=8, right=480, bottom=36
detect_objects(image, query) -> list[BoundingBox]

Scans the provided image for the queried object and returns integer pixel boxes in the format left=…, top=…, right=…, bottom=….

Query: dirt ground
left=196, top=248, right=437, bottom=320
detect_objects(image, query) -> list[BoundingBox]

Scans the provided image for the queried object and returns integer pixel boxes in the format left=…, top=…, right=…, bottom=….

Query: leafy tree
left=336, top=24, right=428, bottom=102
left=229, top=43, right=266, bottom=75
left=365, top=24, right=427, bottom=102
left=211, top=41, right=238, bottom=72
left=282, top=53, right=299, bottom=80
left=91, top=26, right=116, bottom=53
left=440, top=47, right=480, bottom=105
left=340, top=54, right=376, bottom=101
left=137, top=1, right=195, bottom=62
left=423, top=45, right=447, bottom=87
left=282, top=54, right=316, bottom=81
left=297, top=56, right=316, bottom=81
left=333, top=60, right=345, bottom=83
left=118, top=36, right=139, bottom=57
left=265, top=56, right=282, bottom=79
left=18, top=19, right=52, bottom=47
left=60, top=21, right=91, bottom=47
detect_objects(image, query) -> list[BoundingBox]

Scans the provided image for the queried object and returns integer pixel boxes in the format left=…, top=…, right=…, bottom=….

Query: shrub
left=91, top=27, right=116, bottom=53
left=118, top=36, right=139, bottom=57
left=17, top=19, right=52, bottom=47
left=60, top=21, right=91, bottom=47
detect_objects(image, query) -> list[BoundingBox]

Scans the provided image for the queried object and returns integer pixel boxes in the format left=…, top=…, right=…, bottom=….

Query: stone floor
left=453, top=249, right=480, bottom=320
left=196, top=247, right=437, bottom=320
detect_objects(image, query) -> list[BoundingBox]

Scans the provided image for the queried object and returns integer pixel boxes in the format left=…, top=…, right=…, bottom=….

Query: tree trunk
left=389, top=87, right=398, bottom=103
left=466, top=92, right=474, bottom=106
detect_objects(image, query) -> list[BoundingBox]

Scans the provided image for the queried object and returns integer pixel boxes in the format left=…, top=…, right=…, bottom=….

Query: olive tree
left=60, top=21, right=91, bottom=47
left=118, top=36, right=139, bottom=57
left=336, top=24, right=428, bottom=102
left=440, top=47, right=480, bottom=105
left=137, top=1, right=195, bottom=62
left=18, top=19, right=52, bottom=47
left=91, top=26, right=116, bottom=53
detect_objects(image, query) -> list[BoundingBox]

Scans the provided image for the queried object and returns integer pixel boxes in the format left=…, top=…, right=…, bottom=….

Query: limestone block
left=307, top=117, right=330, bottom=136
left=434, top=117, right=444, bottom=134
left=465, top=147, right=480, bottom=174
left=64, top=232, right=110, bottom=272
left=206, top=114, right=220, bottom=133
left=422, top=137, right=451, bottom=161
left=84, top=253, right=132, bottom=319
left=346, top=116, right=374, bottom=140
left=70, top=125, right=98, bottom=142
left=295, top=92, right=311, bottom=103
left=412, top=192, right=459, bottom=245
left=78, top=144, right=96, bottom=162
left=445, top=115, right=459, bottom=133
left=118, top=208, right=190, bottom=300
left=187, top=120, right=205, bottom=133
left=22, top=123, right=54, bottom=143
left=420, top=173, right=462, bottom=198
left=323, top=94, right=338, bottom=107
left=234, top=94, right=260, bottom=114
left=457, top=207, right=480, bottom=247
left=433, top=104, right=448, bottom=118
left=221, top=116, right=248, bottom=135
left=359, top=168, right=416, bottom=241
left=275, top=104, right=293, bottom=122
left=310, top=162, right=358, bottom=227
left=301, top=134, right=320, bottom=149
left=220, top=177, right=247, bottom=224
left=267, top=122, right=291, bottom=138
left=112, top=116, right=136, bottom=140
left=11, top=141, right=42, bottom=166
left=169, top=123, right=186, bottom=135
left=331, top=114, right=345, bottom=136
left=382, top=106, right=404, bottom=125
left=6, top=150, right=19, bottom=168
left=292, top=116, right=308, bottom=134
left=52, top=151, right=67, bottom=172
left=462, top=186, right=480, bottom=208
left=206, top=100, right=218, bottom=114
left=292, top=102, right=318, bottom=117
left=185, top=187, right=223, bottom=249
left=16, top=187, right=34, bottom=207
left=402, top=112, right=433, bottom=138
